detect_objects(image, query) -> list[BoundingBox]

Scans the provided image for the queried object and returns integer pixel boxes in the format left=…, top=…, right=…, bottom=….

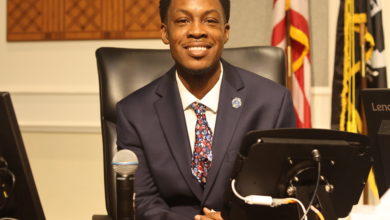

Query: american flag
left=271, top=0, right=312, bottom=128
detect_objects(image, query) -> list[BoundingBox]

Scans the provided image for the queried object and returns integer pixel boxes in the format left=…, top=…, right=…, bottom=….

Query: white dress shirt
left=176, top=63, right=223, bottom=153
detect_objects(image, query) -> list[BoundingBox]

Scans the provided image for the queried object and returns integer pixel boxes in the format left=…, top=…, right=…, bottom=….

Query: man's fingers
left=203, top=207, right=223, bottom=220
left=203, top=207, right=212, bottom=214
left=195, top=207, right=223, bottom=220
left=194, top=214, right=211, bottom=220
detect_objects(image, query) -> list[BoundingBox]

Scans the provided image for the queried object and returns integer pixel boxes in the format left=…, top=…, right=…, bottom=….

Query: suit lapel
left=154, top=69, right=203, bottom=201
left=203, top=60, right=246, bottom=201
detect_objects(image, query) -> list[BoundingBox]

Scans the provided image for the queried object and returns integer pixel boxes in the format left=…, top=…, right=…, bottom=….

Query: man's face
left=161, top=0, right=230, bottom=75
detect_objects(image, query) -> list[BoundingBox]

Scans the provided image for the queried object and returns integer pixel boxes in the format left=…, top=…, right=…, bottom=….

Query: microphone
left=112, top=149, right=138, bottom=220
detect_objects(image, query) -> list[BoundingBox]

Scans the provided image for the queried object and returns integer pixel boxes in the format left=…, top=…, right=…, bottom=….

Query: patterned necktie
left=190, top=102, right=213, bottom=185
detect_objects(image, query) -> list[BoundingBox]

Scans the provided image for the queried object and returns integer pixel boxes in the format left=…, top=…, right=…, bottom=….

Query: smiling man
left=161, top=0, right=229, bottom=100
left=116, top=0, right=296, bottom=219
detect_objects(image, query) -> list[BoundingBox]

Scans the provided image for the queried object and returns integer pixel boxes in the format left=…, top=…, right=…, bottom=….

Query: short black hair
left=159, top=0, right=230, bottom=23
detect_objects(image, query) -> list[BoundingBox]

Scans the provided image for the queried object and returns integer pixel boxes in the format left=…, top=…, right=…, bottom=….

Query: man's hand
left=194, top=207, right=224, bottom=220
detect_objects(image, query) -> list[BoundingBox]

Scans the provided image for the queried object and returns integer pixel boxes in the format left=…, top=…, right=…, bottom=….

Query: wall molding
left=311, top=86, right=332, bottom=95
left=5, top=87, right=99, bottom=95
left=7, top=87, right=333, bottom=133
left=7, top=89, right=101, bottom=133
left=20, top=122, right=101, bottom=133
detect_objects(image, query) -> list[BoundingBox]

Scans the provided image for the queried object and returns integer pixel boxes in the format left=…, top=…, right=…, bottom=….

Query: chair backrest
left=95, top=46, right=285, bottom=219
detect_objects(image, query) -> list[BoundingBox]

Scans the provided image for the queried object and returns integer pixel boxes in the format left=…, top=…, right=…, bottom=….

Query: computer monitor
left=0, top=92, right=45, bottom=219
left=362, top=88, right=390, bottom=197
left=222, top=128, right=371, bottom=220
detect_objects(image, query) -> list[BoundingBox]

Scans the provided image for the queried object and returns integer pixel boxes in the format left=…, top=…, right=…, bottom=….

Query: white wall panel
left=22, top=132, right=106, bottom=220
left=311, top=87, right=332, bottom=129
left=10, top=91, right=100, bottom=133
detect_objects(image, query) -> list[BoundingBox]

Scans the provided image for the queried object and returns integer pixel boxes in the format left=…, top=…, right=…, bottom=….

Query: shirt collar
left=176, top=62, right=223, bottom=113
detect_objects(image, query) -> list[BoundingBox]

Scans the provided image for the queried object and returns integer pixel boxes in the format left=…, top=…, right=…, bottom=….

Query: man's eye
left=176, top=18, right=189, bottom=24
left=205, top=18, right=219, bottom=24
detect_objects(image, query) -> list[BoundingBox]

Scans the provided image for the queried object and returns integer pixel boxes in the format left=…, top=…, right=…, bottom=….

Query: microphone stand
left=116, top=174, right=134, bottom=220
left=112, top=149, right=138, bottom=220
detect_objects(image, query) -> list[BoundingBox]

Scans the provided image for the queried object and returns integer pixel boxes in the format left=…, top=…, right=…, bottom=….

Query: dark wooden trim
left=7, top=0, right=161, bottom=41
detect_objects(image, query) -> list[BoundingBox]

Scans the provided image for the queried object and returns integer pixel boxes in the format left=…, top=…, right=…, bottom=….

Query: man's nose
left=188, top=22, right=207, bottom=39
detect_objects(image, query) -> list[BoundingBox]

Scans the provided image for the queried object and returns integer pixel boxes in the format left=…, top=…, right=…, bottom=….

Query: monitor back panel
left=362, top=88, right=390, bottom=197
left=0, top=92, right=45, bottom=220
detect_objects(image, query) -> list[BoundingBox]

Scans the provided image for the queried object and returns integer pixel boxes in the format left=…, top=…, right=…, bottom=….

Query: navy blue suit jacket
left=116, top=60, right=296, bottom=220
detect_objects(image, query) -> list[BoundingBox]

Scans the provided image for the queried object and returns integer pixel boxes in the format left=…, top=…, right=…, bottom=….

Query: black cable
left=0, top=157, right=16, bottom=212
left=300, top=149, right=321, bottom=220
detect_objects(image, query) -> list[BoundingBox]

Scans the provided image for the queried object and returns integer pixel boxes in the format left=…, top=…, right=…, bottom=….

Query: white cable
left=231, top=179, right=246, bottom=201
left=310, top=205, right=325, bottom=220
left=231, top=179, right=273, bottom=206
left=231, top=179, right=308, bottom=220
left=300, top=158, right=321, bottom=220
left=287, top=198, right=308, bottom=220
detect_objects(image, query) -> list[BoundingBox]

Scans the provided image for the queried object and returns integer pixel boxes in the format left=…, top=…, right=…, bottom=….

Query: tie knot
left=190, top=102, right=206, bottom=115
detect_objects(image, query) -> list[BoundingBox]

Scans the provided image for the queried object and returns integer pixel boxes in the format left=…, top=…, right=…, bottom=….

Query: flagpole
left=359, top=20, right=370, bottom=205
left=359, top=22, right=367, bottom=134
left=285, top=0, right=292, bottom=91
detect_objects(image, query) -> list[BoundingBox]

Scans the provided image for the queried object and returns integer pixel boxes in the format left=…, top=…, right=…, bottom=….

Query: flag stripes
left=271, top=0, right=312, bottom=128
left=272, top=0, right=287, bottom=48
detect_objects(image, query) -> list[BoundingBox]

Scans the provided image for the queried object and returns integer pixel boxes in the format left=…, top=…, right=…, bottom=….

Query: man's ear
left=161, top=23, right=169, bottom=44
left=224, top=23, right=230, bottom=44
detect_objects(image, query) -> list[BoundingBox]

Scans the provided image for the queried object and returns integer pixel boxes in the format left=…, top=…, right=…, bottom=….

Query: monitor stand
left=222, top=128, right=371, bottom=220
left=285, top=158, right=338, bottom=220
left=295, top=185, right=337, bottom=220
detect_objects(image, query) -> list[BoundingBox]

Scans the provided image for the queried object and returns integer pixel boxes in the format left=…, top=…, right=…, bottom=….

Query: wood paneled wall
left=7, top=0, right=161, bottom=41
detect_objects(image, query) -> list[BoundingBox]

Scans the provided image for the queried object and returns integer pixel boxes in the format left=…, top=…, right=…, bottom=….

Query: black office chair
left=93, top=46, right=286, bottom=220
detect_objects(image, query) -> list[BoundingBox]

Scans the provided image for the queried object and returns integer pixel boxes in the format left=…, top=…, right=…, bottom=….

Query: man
left=116, top=0, right=296, bottom=219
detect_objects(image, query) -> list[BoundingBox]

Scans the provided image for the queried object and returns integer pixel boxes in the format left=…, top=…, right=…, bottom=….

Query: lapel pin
left=232, top=97, right=242, bottom=109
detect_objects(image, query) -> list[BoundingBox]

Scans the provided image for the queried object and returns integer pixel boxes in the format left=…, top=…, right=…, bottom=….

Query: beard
left=175, top=59, right=220, bottom=79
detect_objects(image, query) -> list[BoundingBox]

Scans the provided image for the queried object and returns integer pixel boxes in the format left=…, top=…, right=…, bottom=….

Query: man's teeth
left=188, top=47, right=207, bottom=51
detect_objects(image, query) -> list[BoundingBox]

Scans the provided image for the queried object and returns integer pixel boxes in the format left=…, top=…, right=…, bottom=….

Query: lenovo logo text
left=372, top=102, right=390, bottom=112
